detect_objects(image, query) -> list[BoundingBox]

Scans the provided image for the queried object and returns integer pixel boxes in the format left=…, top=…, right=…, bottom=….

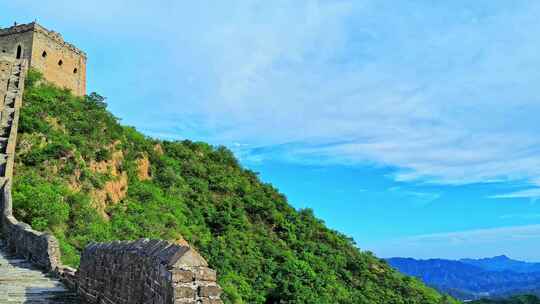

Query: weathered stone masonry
left=0, top=22, right=87, bottom=96
left=78, top=240, right=223, bottom=304
left=0, top=23, right=223, bottom=304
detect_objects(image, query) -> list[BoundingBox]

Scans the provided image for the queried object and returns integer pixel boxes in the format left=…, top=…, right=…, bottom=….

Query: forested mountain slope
left=387, top=257, right=540, bottom=300
left=471, top=295, right=540, bottom=304
left=461, top=256, right=540, bottom=274
left=12, top=70, right=457, bottom=304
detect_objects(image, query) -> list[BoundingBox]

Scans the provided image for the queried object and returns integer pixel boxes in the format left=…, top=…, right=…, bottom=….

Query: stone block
left=194, top=267, right=217, bottom=282
left=174, top=299, right=197, bottom=304
left=171, top=269, right=194, bottom=283
left=198, top=285, right=222, bottom=298
left=174, top=286, right=197, bottom=299
left=200, top=299, right=224, bottom=304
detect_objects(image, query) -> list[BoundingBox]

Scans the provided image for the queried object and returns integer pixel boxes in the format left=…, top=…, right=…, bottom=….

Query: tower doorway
left=16, top=45, right=22, bottom=59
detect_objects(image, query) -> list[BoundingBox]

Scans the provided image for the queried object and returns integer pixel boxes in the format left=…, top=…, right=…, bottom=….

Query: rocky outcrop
left=136, top=155, right=151, bottom=181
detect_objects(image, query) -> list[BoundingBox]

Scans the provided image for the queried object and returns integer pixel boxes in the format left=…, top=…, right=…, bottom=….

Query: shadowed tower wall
left=0, top=22, right=86, bottom=96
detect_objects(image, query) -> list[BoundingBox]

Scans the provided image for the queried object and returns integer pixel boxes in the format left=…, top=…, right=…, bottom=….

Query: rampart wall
left=78, top=240, right=223, bottom=304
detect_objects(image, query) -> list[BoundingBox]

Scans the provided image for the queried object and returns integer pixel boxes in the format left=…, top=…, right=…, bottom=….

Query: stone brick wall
left=29, top=23, right=87, bottom=96
left=78, top=239, right=223, bottom=304
left=0, top=24, right=34, bottom=61
left=0, top=22, right=87, bottom=96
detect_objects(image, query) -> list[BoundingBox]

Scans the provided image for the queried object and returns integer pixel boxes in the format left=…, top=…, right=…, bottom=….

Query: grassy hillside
left=12, top=70, right=458, bottom=304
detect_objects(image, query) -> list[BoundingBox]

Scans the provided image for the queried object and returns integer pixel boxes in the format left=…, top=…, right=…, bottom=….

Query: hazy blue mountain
left=387, top=257, right=540, bottom=301
left=461, top=256, right=540, bottom=274
left=471, top=294, right=540, bottom=304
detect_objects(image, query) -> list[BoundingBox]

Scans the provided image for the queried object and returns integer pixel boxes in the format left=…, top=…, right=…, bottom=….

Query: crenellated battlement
left=0, top=22, right=86, bottom=57
left=0, top=23, right=35, bottom=36
left=0, top=22, right=86, bottom=95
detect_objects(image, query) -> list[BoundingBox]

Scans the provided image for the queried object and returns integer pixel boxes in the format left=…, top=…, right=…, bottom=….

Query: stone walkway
left=0, top=244, right=80, bottom=303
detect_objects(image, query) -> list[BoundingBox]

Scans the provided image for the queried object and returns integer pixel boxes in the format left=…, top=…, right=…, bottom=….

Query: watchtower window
left=58, top=59, right=63, bottom=66
left=16, top=45, right=22, bottom=59
left=42, top=51, right=47, bottom=58
left=73, top=68, right=78, bottom=74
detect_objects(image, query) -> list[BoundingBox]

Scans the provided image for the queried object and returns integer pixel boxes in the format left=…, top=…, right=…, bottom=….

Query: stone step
left=0, top=244, right=81, bottom=303
left=0, top=109, right=13, bottom=126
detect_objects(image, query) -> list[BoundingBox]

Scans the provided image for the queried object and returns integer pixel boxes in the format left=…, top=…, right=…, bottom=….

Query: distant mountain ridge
left=387, top=256, right=540, bottom=301
left=460, top=255, right=540, bottom=273
left=471, top=294, right=540, bottom=304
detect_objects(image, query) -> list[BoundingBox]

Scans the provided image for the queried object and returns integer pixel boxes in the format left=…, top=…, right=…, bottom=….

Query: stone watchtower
left=0, top=22, right=86, bottom=96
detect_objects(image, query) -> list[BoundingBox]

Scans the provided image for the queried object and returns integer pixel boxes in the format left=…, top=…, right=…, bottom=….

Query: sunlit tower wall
left=0, top=22, right=86, bottom=96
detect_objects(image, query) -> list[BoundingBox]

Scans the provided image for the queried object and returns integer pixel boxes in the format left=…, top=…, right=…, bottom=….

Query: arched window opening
left=73, top=68, right=78, bottom=74
left=58, top=59, right=63, bottom=66
left=42, top=51, right=47, bottom=58
left=16, top=45, right=22, bottom=59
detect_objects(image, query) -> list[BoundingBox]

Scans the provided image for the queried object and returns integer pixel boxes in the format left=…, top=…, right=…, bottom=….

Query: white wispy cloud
left=406, top=225, right=540, bottom=244
left=373, top=224, right=540, bottom=260
left=387, top=187, right=441, bottom=205
left=490, top=189, right=540, bottom=200
left=5, top=1, right=540, bottom=195
left=178, top=1, right=540, bottom=194
left=499, top=213, right=540, bottom=220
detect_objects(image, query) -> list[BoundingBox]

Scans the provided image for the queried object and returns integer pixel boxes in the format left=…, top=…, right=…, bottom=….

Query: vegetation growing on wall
left=13, top=69, right=458, bottom=304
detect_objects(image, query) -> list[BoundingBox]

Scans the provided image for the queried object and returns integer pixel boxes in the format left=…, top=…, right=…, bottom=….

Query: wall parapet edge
left=78, top=239, right=224, bottom=304
left=0, top=22, right=87, bottom=57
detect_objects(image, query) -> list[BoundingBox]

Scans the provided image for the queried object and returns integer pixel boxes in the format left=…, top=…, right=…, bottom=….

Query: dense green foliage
left=13, top=70, right=458, bottom=303
left=471, top=295, right=540, bottom=304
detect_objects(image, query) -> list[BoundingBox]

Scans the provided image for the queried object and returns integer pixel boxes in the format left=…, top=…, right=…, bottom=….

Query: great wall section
left=0, top=54, right=79, bottom=303
left=0, top=23, right=223, bottom=304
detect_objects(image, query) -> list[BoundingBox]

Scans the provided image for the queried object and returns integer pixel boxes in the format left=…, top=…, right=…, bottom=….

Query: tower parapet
left=0, top=22, right=86, bottom=96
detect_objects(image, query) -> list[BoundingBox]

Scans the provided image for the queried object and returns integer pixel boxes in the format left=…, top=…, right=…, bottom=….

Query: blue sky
left=3, top=0, right=540, bottom=260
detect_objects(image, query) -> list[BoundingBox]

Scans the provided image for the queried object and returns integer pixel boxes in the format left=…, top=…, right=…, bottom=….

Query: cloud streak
left=5, top=1, right=540, bottom=195
left=407, top=225, right=540, bottom=244
left=374, top=224, right=540, bottom=261
left=168, top=1, right=540, bottom=194
left=490, top=189, right=540, bottom=200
